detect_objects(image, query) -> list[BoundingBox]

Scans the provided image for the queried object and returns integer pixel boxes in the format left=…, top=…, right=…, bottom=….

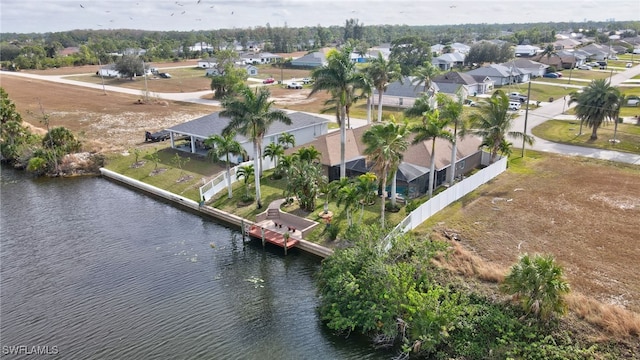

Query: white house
left=97, top=64, right=120, bottom=78
left=164, top=111, right=331, bottom=165
left=206, top=64, right=258, bottom=77
left=240, top=52, right=281, bottom=64
left=432, top=52, right=466, bottom=70
left=514, top=45, right=541, bottom=57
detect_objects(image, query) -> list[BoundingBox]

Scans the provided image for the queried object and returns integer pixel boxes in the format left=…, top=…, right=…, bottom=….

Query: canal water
left=0, top=167, right=389, bottom=359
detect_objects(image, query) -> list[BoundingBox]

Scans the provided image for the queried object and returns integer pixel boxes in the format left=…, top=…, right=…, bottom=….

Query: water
left=0, top=167, right=388, bottom=359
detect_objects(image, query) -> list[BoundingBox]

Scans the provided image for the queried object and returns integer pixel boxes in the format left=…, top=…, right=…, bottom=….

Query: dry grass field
left=416, top=153, right=640, bottom=339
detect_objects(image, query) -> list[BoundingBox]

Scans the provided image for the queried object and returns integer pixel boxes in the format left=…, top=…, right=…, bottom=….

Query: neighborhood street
left=508, top=64, right=640, bottom=165
left=2, top=63, right=640, bottom=165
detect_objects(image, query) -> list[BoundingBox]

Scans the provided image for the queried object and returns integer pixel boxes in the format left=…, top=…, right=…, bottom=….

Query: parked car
left=509, top=92, right=528, bottom=103
left=543, top=72, right=559, bottom=78
left=158, top=72, right=171, bottom=78
left=610, top=56, right=619, bottom=60
left=263, top=78, right=275, bottom=84
left=287, top=82, right=302, bottom=89
left=302, top=77, right=313, bottom=84
left=626, top=62, right=633, bottom=68
left=587, top=62, right=599, bottom=67
left=597, top=61, right=607, bottom=69
left=464, top=99, right=478, bottom=107
left=577, top=65, right=592, bottom=70
left=508, top=101, right=521, bottom=111
left=145, top=130, right=170, bottom=142
left=627, top=98, right=640, bottom=107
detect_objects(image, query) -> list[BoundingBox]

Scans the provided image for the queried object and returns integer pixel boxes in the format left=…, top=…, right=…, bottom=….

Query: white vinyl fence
left=199, top=159, right=276, bottom=201
left=383, top=154, right=508, bottom=251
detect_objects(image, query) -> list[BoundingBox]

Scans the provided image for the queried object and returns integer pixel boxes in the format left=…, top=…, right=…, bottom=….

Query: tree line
left=2, top=19, right=638, bottom=70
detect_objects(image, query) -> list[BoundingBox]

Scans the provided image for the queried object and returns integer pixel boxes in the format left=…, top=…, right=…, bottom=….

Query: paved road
left=508, top=63, right=640, bottom=165
left=3, top=63, right=640, bottom=165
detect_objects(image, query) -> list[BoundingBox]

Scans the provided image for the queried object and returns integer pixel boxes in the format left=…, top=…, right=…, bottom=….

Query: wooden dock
left=247, top=221, right=300, bottom=254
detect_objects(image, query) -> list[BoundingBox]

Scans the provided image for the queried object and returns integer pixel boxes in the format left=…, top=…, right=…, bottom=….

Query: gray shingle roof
left=167, top=111, right=329, bottom=141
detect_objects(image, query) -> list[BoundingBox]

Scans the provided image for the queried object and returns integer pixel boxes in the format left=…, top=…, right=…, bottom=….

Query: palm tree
left=278, top=132, right=296, bottom=149
left=436, top=93, right=466, bottom=185
left=222, top=86, right=292, bottom=209
left=568, top=79, right=620, bottom=141
left=538, top=44, right=562, bottom=70
left=263, top=142, right=284, bottom=170
left=311, top=46, right=366, bottom=179
left=236, top=164, right=255, bottom=200
left=468, top=90, right=534, bottom=164
left=411, top=109, right=453, bottom=198
left=353, top=172, right=378, bottom=223
left=362, top=120, right=410, bottom=227
left=403, top=93, right=433, bottom=120
left=366, top=52, right=402, bottom=122
left=204, top=132, right=246, bottom=199
left=412, top=61, right=440, bottom=94
left=610, top=93, right=626, bottom=143
left=501, top=254, right=570, bottom=322
left=336, top=182, right=359, bottom=227
left=294, top=145, right=322, bottom=163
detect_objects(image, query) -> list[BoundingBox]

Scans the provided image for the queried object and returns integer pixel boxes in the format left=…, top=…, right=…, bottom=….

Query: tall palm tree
left=403, top=93, right=433, bottom=120
left=336, top=182, right=359, bottom=227
left=294, top=145, right=322, bottom=163
left=468, top=90, right=534, bottom=164
left=362, top=120, right=410, bottom=227
left=411, top=109, right=453, bottom=198
left=311, top=46, right=366, bottom=179
left=501, top=254, right=570, bottom=322
left=539, top=44, right=562, bottom=69
left=412, top=61, right=440, bottom=94
left=568, top=79, right=620, bottom=141
left=366, top=52, right=402, bottom=123
left=222, top=86, right=292, bottom=209
left=204, top=131, right=246, bottom=199
left=436, top=92, right=466, bottom=185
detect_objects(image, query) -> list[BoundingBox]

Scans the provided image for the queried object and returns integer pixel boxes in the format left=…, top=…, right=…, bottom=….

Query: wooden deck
left=248, top=222, right=300, bottom=250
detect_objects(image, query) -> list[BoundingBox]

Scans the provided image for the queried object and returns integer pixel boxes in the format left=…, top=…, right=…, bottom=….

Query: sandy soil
left=1, top=75, right=214, bottom=153
left=430, top=154, right=640, bottom=313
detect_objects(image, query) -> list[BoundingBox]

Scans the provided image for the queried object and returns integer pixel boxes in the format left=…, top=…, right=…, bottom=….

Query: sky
left=1, top=0, right=638, bottom=34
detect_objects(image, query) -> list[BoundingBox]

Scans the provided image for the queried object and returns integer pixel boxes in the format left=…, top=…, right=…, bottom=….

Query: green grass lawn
left=496, top=83, right=575, bottom=103
left=532, top=119, right=640, bottom=154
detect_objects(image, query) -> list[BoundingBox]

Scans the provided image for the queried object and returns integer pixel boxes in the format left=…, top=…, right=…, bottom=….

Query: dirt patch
left=1, top=75, right=215, bottom=153
left=149, top=168, right=167, bottom=177
left=427, top=154, right=640, bottom=313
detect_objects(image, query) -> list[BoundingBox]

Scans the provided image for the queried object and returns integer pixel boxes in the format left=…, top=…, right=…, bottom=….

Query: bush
left=325, top=224, right=339, bottom=241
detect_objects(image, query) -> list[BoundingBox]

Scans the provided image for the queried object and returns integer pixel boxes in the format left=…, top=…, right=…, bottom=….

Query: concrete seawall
left=100, top=168, right=333, bottom=258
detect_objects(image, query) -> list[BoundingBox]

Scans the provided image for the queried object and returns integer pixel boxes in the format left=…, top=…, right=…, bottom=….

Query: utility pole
left=521, top=80, right=532, bottom=158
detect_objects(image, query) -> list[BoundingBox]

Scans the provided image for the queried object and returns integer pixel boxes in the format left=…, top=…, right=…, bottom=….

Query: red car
left=263, top=78, right=275, bottom=84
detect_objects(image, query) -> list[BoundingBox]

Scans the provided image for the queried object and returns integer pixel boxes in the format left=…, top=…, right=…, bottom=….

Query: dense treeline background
left=1, top=20, right=639, bottom=70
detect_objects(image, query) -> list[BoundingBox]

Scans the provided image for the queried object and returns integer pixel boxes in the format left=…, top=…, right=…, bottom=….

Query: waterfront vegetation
left=316, top=225, right=620, bottom=359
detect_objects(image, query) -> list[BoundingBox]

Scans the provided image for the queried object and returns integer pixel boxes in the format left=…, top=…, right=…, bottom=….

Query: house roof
left=433, top=71, right=489, bottom=86
left=466, top=63, right=520, bottom=78
left=499, top=59, right=549, bottom=72
left=433, top=52, right=466, bottom=64
left=375, top=76, right=426, bottom=98
left=166, top=111, right=329, bottom=142
left=291, top=52, right=327, bottom=67
left=290, top=124, right=482, bottom=172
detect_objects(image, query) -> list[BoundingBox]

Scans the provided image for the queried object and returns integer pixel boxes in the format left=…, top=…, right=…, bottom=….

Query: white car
left=626, top=62, right=633, bottom=68
left=577, top=65, right=592, bottom=70
left=287, top=82, right=302, bottom=89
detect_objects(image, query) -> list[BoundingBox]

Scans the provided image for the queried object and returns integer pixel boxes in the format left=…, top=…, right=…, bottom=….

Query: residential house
left=466, top=64, right=523, bottom=86
left=433, top=71, right=494, bottom=96
left=198, top=58, right=218, bottom=68
left=206, top=64, right=258, bottom=77
left=514, top=45, right=540, bottom=57
left=350, top=52, right=373, bottom=63
left=165, top=111, right=330, bottom=166
left=432, top=52, right=466, bottom=71
left=240, top=52, right=281, bottom=64
left=372, top=76, right=437, bottom=109
left=97, top=64, right=120, bottom=78
left=189, top=42, right=214, bottom=53
left=287, top=124, right=483, bottom=197
left=291, top=51, right=327, bottom=67
left=553, top=38, right=581, bottom=50
left=499, top=59, right=549, bottom=78
left=431, top=43, right=471, bottom=56
left=579, top=43, right=616, bottom=61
